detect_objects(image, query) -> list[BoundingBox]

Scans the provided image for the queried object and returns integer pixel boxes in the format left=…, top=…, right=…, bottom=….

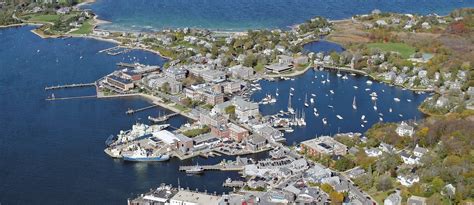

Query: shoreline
left=97, top=92, right=198, bottom=121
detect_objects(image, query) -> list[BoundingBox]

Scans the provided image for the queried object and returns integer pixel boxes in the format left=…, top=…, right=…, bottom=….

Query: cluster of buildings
left=356, top=9, right=453, bottom=31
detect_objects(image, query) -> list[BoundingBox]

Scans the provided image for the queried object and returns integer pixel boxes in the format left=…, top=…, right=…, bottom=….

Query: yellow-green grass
left=367, top=42, right=416, bottom=59
left=70, top=20, right=93, bottom=34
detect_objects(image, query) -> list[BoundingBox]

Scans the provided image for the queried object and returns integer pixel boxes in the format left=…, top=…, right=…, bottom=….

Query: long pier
left=46, top=95, right=97, bottom=101
left=148, top=113, right=179, bottom=123
left=179, top=164, right=244, bottom=172
left=98, top=46, right=131, bottom=56
left=45, top=83, right=95, bottom=90
left=126, top=105, right=159, bottom=115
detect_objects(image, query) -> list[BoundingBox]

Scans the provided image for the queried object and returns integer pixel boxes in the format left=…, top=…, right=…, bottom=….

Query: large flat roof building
left=301, top=136, right=347, bottom=156
left=170, top=190, right=223, bottom=205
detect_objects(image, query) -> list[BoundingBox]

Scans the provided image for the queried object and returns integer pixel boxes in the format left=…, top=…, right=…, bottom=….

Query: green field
left=26, top=14, right=61, bottom=23
left=70, top=20, right=94, bottom=34
left=367, top=43, right=416, bottom=59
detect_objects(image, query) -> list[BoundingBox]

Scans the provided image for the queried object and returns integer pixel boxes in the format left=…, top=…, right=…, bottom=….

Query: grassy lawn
left=70, top=20, right=94, bottom=34
left=367, top=42, right=416, bottom=59
left=26, top=14, right=61, bottom=23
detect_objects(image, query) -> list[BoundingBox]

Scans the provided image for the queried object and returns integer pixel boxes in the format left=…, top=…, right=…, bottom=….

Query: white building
left=170, top=190, right=223, bottom=205
left=396, top=121, right=414, bottom=137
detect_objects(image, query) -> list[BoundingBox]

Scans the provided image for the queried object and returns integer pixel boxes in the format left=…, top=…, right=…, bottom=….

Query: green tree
left=431, top=177, right=445, bottom=193
left=376, top=175, right=393, bottom=191
left=160, top=82, right=170, bottom=93
left=334, top=156, right=355, bottom=171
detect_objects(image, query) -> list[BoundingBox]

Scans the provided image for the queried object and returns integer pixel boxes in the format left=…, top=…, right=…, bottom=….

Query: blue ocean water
left=0, top=26, right=250, bottom=204
left=85, top=0, right=474, bottom=31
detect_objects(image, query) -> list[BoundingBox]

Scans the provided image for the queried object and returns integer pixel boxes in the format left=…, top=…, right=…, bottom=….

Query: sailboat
left=373, top=101, right=378, bottom=111
left=275, top=88, right=279, bottom=97
left=310, top=98, right=314, bottom=104
left=288, top=93, right=294, bottom=114
left=322, top=118, right=327, bottom=125
left=352, top=96, right=357, bottom=110
left=304, top=94, right=309, bottom=107
left=326, top=74, right=330, bottom=83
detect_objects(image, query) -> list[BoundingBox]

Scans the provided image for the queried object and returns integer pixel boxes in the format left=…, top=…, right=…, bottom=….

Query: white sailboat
left=310, top=98, right=314, bottom=104
left=288, top=93, right=294, bottom=114
left=275, top=88, right=279, bottom=97
left=336, top=115, right=343, bottom=120
left=352, top=96, right=357, bottom=110
left=322, top=118, right=327, bottom=125
left=304, top=94, right=309, bottom=107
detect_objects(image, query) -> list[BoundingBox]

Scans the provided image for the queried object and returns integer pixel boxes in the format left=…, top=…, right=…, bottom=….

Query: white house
left=397, top=174, right=420, bottom=187
left=396, top=121, right=414, bottom=137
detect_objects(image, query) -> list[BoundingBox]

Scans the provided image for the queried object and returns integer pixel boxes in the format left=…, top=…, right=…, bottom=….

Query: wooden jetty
left=46, top=95, right=97, bottom=101
left=45, top=83, right=95, bottom=90
left=126, top=104, right=159, bottom=115
left=98, top=46, right=131, bottom=56
left=148, top=112, right=179, bottom=123
left=179, top=164, right=244, bottom=172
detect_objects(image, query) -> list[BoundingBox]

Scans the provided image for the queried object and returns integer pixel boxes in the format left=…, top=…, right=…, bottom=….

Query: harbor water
left=0, top=26, right=244, bottom=204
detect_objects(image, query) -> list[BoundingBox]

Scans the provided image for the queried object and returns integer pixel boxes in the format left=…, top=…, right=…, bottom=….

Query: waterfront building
left=122, top=70, right=142, bottom=81
left=246, top=134, right=268, bottom=152
left=175, top=134, right=194, bottom=153
left=301, top=136, right=348, bottom=157
left=265, top=63, right=293, bottom=74
left=228, top=123, right=249, bottom=142
left=153, top=130, right=191, bottom=151
left=278, top=55, right=293, bottom=64
left=105, top=75, right=134, bottom=92
left=127, top=184, right=178, bottom=205
left=170, top=190, right=223, bottom=205
left=293, top=56, right=309, bottom=65
left=228, top=65, right=254, bottom=79
left=253, top=124, right=284, bottom=142
left=232, top=96, right=259, bottom=122
left=221, top=81, right=242, bottom=94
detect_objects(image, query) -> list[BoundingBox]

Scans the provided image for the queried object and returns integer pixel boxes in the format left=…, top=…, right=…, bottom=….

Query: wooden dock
left=148, top=112, right=179, bottom=123
left=46, top=95, right=97, bottom=101
left=126, top=104, right=159, bottom=115
left=45, top=83, right=95, bottom=90
left=179, top=164, right=244, bottom=172
left=98, top=46, right=132, bottom=56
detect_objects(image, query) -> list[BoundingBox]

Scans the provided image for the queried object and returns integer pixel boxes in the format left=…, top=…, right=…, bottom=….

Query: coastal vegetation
left=366, top=42, right=415, bottom=58
left=343, top=110, right=474, bottom=204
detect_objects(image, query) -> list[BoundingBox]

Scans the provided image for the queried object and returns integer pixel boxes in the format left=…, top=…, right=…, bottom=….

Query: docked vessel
left=122, top=148, right=170, bottom=162
left=186, top=165, right=204, bottom=174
